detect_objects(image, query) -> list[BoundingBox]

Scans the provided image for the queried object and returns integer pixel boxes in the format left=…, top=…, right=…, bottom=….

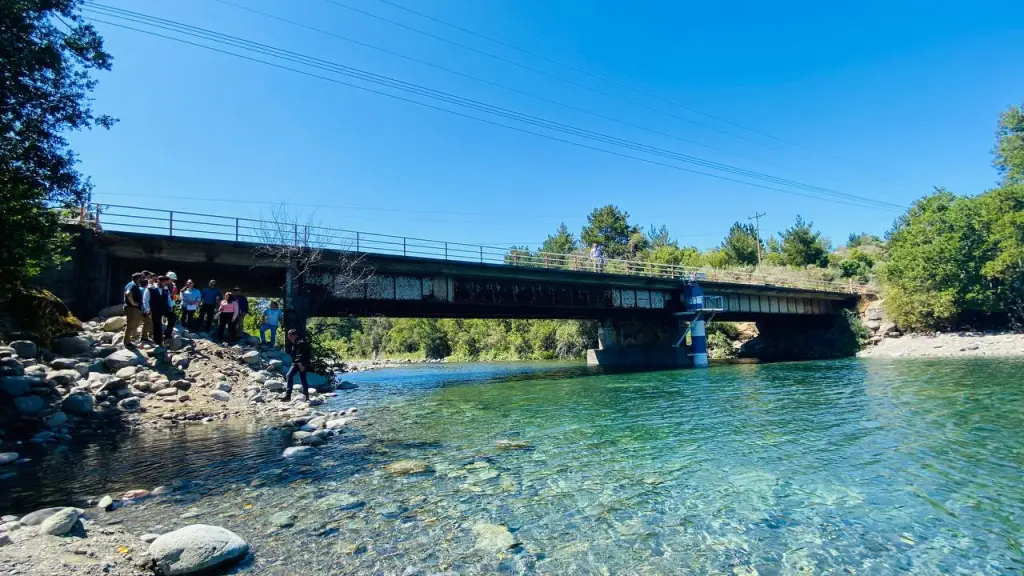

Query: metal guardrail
left=72, top=204, right=865, bottom=295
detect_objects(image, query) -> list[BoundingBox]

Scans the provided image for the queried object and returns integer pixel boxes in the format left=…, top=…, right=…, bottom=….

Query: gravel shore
left=858, top=331, right=1024, bottom=358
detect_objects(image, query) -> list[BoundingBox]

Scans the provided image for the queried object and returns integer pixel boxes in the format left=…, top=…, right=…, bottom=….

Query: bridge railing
left=83, top=204, right=862, bottom=294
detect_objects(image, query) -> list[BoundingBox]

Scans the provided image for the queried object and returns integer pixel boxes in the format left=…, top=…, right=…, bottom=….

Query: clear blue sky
left=74, top=0, right=1024, bottom=249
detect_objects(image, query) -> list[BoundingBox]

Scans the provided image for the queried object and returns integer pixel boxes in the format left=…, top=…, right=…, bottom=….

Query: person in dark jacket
left=233, top=286, right=249, bottom=336
left=148, top=275, right=173, bottom=346
left=283, top=329, right=311, bottom=401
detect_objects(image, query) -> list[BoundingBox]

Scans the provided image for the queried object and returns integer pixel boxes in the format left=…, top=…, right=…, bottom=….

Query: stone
left=171, top=354, right=189, bottom=369
left=263, top=379, right=285, bottom=392
left=325, top=418, right=351, bottom=430
left=216, top=382, right=232, bottom=393
left=309, top=373, right=335, bottom=392
left=209, top=390, right=231, bottom=402
left=52, top=336, right=93, bottom=356
left=21, top=507, right=71, bottom=526
left=98, top=495, right=114, bottom=510
left=98, top=304, right=124, bottom=318
left=0, top=453, right=18, bottom=465
left=62, top=392, right=95, bottom=415
left=337, top=380, right=358, bottom=390
left=10, top=340, right=37, bottom=359
left=141, top=533, right=161, bottom=543
left=118, top=397, right=142, bottom=412
left=115, top=366, right=137, bottom=378
left=270, top=510, right=297, bottom=528
left=496, top=439, right=532, bottom=450
left=0, top=358, right=24, bottom=377
left=38, top=508, right=80, bottom=536
left=267, top=359, right=283, bottom=371
left=13, top=395, right=45, bottom=416
left=31, top=430, right=55, bottom=443
left=0, top=375, right=31, bottom=397
left=105, top=349, right=145, bottom=370
left=172, top=380, right=192, bottom=391
left=305, top=416, right=327, bottom=429
left=0, top=533, right=9, bottom=546
left=44, top=411, right=68, bottom=429
left=178, top=393, right=191, bottom=402
left=471, top=522, right=517, bottom=552
left=385, top=459, right=431, bottom=475
left=156, top=388, right=179, bottom=397
left=241, top=350, right=261, bottom=365
left=152, top=485, right=173, bottom=496
left=282, top=446, right=314, bottom=459
left=102, top=316, right=127, bottom=331
left=47, top=369, right=83, bottom=386
left=148, top=524, right=249, bottom=576
left=122, top=489, right=150, bottom=500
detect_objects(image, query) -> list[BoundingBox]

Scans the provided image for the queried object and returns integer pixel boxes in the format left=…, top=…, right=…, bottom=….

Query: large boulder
left=0, top=358, right=24, bottom=377
left=102, top=316, right=127, bottom=331
left=13, top=395, right=45, bottom=416
left=9, top=340, right=38, bottom=359
left=21, top=507, right=75, bottom=526
left=62, top=392, right=94, bottom=415
left=39, top=508, right=79, bottom=536
left=148, top=524, right=249, bottom=576
left=0, top=376, right=31, bottom=397
left=240, top=351, right=260, bottom=365
left=104, top=349, right=145, bottom=371
left=308, top=373, right=336, bottom=392
left=51, top=336, right=93, bottom=357
left=97, top=304, right=124, bottom=318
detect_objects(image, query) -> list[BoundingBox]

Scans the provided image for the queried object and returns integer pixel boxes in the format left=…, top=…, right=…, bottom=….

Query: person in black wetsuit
left=283, top=329, right=311, bottom=401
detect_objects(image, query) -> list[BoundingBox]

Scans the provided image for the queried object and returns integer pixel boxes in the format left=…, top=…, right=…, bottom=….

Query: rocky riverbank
left=857, top=331, right=1024, bottom=358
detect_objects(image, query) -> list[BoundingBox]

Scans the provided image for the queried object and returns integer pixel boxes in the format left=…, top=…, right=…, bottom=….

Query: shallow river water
left=3, top=358, right=1023, bottom=575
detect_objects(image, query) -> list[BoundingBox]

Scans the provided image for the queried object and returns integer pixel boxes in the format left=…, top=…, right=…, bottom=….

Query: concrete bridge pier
left=689, top=315, right=709, bottom=368
left=586, top=318, right=691, bottom=369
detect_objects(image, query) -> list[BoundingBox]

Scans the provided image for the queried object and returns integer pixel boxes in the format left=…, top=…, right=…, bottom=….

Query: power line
left=324, top=0, right=906, bottom=187
left=210, top=0, right=791, bottom=170
left=83, top=6, right=901, bottom=211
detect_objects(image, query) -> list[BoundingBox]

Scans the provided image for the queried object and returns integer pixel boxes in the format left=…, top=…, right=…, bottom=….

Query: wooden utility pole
left=747, top=212, right=766, bottom=269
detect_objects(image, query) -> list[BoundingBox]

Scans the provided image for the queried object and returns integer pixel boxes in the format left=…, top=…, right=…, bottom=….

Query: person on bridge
left=217, top=292, right=239, bottom=342
left=122, top=272, right=145, bottom=349
left=283, top=329, right=311, bottom=402
left=590, top=243, right=604, bottom=272
left=233, top=286, right=249, bottom=336
left=199, top=279, right=222, bottom=333
left=259, top=300, right=283, bottom=347
left=179, top=279, right=201, bottom=331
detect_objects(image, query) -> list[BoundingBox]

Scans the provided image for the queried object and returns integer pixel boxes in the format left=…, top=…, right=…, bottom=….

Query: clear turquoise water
left=3, top=358, right=1022, bottom=575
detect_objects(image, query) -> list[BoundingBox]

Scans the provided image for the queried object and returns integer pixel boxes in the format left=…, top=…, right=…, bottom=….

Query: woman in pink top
left=217, top=292, right=239, bottom=341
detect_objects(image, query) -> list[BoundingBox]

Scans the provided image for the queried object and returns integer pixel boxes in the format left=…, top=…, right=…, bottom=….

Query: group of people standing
left=121, top=271, right=284, bottom=350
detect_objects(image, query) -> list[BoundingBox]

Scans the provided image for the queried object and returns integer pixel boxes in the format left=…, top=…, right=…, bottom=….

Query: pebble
left=140, top=533, right=160, bottom=543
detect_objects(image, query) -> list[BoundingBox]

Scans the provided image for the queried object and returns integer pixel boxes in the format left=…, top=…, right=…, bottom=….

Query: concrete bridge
left=51, top=205, right=865, bottom=368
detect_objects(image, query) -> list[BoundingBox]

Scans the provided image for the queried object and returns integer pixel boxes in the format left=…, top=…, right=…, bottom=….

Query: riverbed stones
left=270, top=510, right=297, bottom=528
left=496, top=439, right=532, bottom=450
left=140, top=532, right=161, bottom=543
left=115, top=366, right=137, bottom=379
left=38, top=508, right=80, bottom=536
left=0, top=376, right=31, bottom=397
left=102, top=316, right=127, bottom=331
left=471, top=523, right=518, bottom=552
left=385, top=460, right=431, bottom=475
left=48, top=369, right=83, bottom=386
left=98, top=495, right=114, bottom=511
left=337, top=380, right=358, bottom=390
left=264, top=379, right=285, bottom=392
left=13, top=395, right=45, bottom=416
left=241, top=350, right=260, bottom=365
left=148, top=524, right=249, bottom=576
left=43, top=411, right=68, bottom=429
left=325, top=417, right=351, bottom=430
left=10, top=340, right=37, bottom=359
left=48, top=358, right=79, bottom=370
left=209, top=390, right=231, bottom=402
left=20, top=507, right=69, bottom=526
left=51, top=336, right=93, bottom=356
left=0, top=453, right=18, bottom=465
left=216, top=382, right=232, bottom=393
left=156, top=387, right=179, bottom=397
left=62, top=392, right=94, bottom=415
left=118, top=397, right=142, bottom=412
left=105, top=349, right=145, bottom=370
left=282, top=446, right=314, bottom=459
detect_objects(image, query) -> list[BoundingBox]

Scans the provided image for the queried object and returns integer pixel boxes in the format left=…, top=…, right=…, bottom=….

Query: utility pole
left=747, top=212, right=766, bottom=269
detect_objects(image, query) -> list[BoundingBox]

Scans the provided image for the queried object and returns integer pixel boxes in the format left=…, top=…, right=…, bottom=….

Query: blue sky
left=75, top=0, right=1024, bottom=250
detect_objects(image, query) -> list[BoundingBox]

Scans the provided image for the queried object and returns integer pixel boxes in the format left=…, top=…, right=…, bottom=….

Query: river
left=2, top=358, right=1022, bottom=575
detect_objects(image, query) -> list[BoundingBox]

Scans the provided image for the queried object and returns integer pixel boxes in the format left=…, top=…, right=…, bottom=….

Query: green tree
left=721, top=222, right=763, bottom=266
left=540, top=223, right=577, bottom=254
left=778, top=215, right=830, bottom=267
left=994, top=103, right=1024, bottom=185
left=580, top=205, right=640, bottom=259
left=846, top=232, right=883, bottom=248
left=646, top=224, right=675, bottom=249
left=977, top=184, right=1024, bottom=327
left=1, top=0, right=115, bottom=293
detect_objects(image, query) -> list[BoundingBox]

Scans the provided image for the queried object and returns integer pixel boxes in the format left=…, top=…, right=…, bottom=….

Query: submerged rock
left=496, top=439, right=532, bottom=450
left=148, top=524, right=249, bottom=576
left=0, top=453, right=19, bottom=465
left=385, top=460, right=432, bottom=475
left=471, top=522, right=518, bottom=552
left=282, top=446, right=314, bottom=459
left=270, top=510, right=297, bottom=528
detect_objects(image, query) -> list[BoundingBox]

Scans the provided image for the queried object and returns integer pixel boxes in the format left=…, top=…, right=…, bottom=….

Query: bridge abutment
left=586, top=318, right=692, bottom=369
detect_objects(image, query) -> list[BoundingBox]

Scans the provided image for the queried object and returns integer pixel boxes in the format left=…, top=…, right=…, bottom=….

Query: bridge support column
left=586, top=318, right=691, bottom=370
left=690, top=315, right=709, bottom=368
